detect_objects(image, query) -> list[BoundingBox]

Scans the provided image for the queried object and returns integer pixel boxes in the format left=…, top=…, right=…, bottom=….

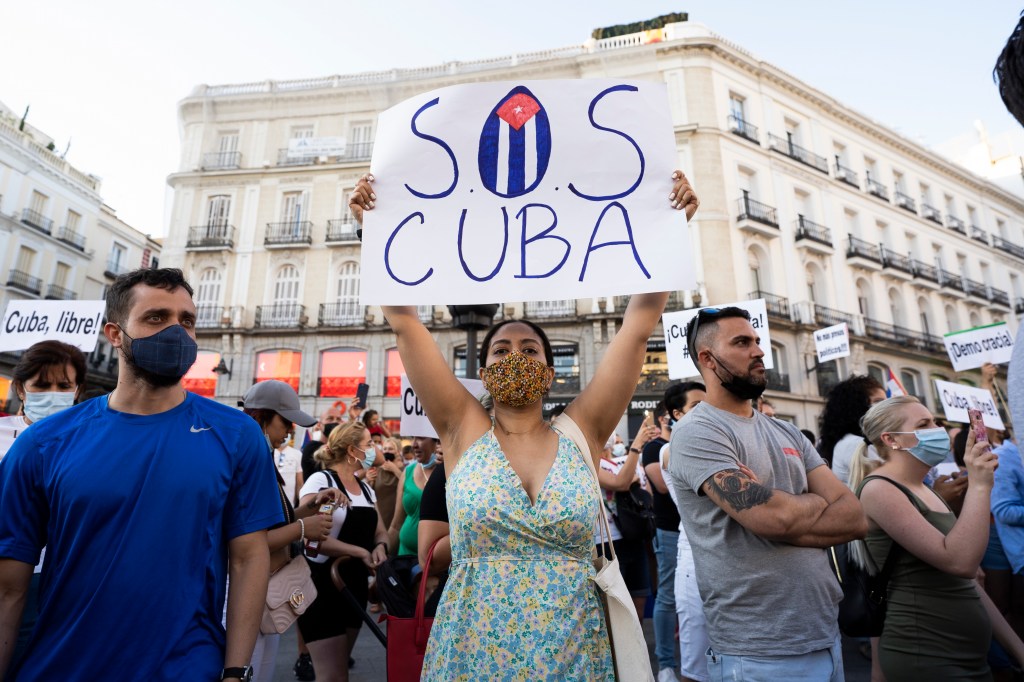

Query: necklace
left=494, top=416, right=546, bottom=437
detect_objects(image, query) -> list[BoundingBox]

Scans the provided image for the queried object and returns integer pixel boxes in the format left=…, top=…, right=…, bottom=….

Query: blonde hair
left=315, top=421, right=367, bottom=468
left=846, top=395, right=921, bottom=573
left=381, top=436, right=401, bottom=454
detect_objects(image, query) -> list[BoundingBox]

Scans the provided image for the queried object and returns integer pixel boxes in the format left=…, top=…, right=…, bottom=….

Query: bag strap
left=859, top=475, right=909, bottom=595
left=551, top=414, right=616, bottom=565
left=415, top=537, right=444, bottom=648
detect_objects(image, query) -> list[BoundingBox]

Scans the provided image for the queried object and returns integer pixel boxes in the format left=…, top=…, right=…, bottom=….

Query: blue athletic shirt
left=0, top=392, right=284, bottom=681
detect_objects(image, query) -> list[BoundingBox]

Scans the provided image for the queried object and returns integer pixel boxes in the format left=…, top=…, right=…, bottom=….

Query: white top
left=831, top=433, right=881, bottom=487
left=660, top=441, right=691, bottom=549
left=275, top=445, right=303, bottom=503
left=0, top=415, right=30, bottom=462
left=299, top=470, right=376, bottom=564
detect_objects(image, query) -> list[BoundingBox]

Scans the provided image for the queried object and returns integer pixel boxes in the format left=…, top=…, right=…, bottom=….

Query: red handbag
left=384, top=539, right=441, bottom=681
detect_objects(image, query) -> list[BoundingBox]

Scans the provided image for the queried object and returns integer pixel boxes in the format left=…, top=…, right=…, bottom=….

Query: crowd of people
left=3, top=39, right=1024, bottom=676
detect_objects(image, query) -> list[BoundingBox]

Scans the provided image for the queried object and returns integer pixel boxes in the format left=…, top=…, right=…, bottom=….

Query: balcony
left=265, top=221, right=313, bottom=247
left=524, top=300, right=576, bottom=318
left=991, top=288, right=1011, bottom=309
left=992, top=235, right=1024, bottom=260
left=863, top=319, right=945, bottom=354
left=45, top=283, right=76, bottom=300
left=834, top=161, right=859, bottom=188
left=326, top=218, right=360, bottom=243
left=864, top=318, right=899, bottom=344
left=736, top=194, right=779, bottom=237
left=187, top=224, right=235, bottom=250
left=7, top=269, right=42, bottom=295
left=969, top=225, right=989, bottom=245
left=55, top=226, right=86, bottom=251
left=910, top=259, right=940, bottom=289
left=962, top=277, right=988, bottom=300
left=255, top=303, right=305, bottom=328
left=811, top=304, right=856, bottom=328
left=765, top=369, right=791, bottom=392
left=201, top=151, right=242, bottom=170
left=319, top=301, right=364, bottom=327
left=20, top=208, right=53, bottom=234
left=277, top=148, right=316, bottom=167
left=938, top=268, right=965, bottom=297
left=766, top=133, right=829, bottom=174
left=793, top=216, right=833, bottom=253
left=748, top=289, right=791, bottom=320
left=727, top=114, right=759, bottom=144
left=636, top=370, right=674, bottom=395
left=865, top=177, right=889, bottom=202
left=276, top=143, right=374, bottom=167
left=894, top=190, right=917, bottom=214
left=551, top=374, right=582, bottom=395
left=104, top=259, right=128, bottom=279
left=194, top=304, right=234, bottom=329
left=921, top=203, right=942, bottom=224
left=879, top=247, right=914, bottom=279
left=1016, top=298, right=1024, bottom=315
left=845, top=236, right=882, bottom=269
left=946, top=215, right=966, bottom=236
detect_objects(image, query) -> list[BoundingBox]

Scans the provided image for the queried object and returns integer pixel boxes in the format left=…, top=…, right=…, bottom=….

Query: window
left=747, top=246, right=770, bottom=293
left=930, top=373, right=949, bottom=409
left=385, top=348, right=406, bottom=398
left=256, top=350, right=303, bottom=392
left=920, top=183, right=932, bottom=205
left=968, top=205, right=979, bottom=227
left=53, top=262, right=70, bottom=288
left=918, top=297, right=933, bottom=335
left=206, top=195, right=231, bottom=228
left=550, top=344, right=580, bottom=394
left=817, top=357, right=840, bottom=397
left=335, top=261, right=360, bottom=318
left=997, top=217, right=1008, bottom=238
left=15, top=246, right=36, bottom=273
left=290, top=125, right=314, bottom=140
left=944, top=304, right=960, bottom=333
left=864, top=157, right=878, bottom=181
left=218, top=131, right=239, bottom=155
left=844, top=208, right=859, bottom=239
left=637, top=340, right=672, bottom=394
left=856, top=279, right=872, bottom=317
left=318, top=348, right=367, bottom=398
left=906, top=232, right=919, bottom=260
left=280, top=191, right=306, bottom=226
left=833, top=142, right=848, bottom=166
left=729, top=94, right=746, bottom=121
left=109, top=243, right=127, bottom=270
left=893, top=171, right=905, bottom=193
left=784, top=118, right=802, bottom=146
left=29, top=190, right=47, bottom=215
left=867, top=363, right=887, bottom=387
left=738, top=167, right=757, bottom=200
left=957, top=253, right=969, bottom=282
left=196, top=268, right=223, bottom=326
left=794, top=189, right=813, bottom=221
left=932, top=244, right=945, bottom=271
left=65, top=210, right=81, bottom=233
left=349, top=122, right=373, bottom=159
left=900, top=370, right=921, bottom=400
left=888, top=289, right=905, bottom=326
left=182, top=351, right=220, bottom=398
left=980, top=262, right=992, bottom=287
left=944, top=194, right=955, bottom=218
left=969, top=311, right=981, bottom=328
left=274, top=265, right=300, bottom=303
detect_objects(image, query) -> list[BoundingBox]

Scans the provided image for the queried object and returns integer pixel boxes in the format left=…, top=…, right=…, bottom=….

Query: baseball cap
left=241, top=380, right=317, bottom=427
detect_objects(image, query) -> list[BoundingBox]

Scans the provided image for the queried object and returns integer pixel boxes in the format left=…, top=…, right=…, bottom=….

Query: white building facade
left=164, top=20, right=1024, bottom=434
left=0, top=103, right=160, bottom=401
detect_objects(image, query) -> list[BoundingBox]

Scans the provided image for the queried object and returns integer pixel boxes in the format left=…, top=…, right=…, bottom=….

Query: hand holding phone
left=355, top=382, right=370, bottom=409
left=305, top=502, right=337, bottom=557
left=967, top=408, right=988, bottom=444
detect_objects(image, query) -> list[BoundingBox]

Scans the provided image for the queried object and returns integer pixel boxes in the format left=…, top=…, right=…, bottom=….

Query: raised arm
left=349, top=177, right=489, bottom=459
left=566, top=171, right=698, bottom=460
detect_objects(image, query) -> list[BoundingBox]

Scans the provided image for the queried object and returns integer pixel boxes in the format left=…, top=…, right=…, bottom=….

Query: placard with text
left=0, top=300, right=106, bottom=353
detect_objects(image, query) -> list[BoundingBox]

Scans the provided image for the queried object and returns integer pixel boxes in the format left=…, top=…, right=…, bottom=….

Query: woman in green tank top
left=847, top=396, right=1024, bottom=679
left=388, top=435, right=439, bottom=556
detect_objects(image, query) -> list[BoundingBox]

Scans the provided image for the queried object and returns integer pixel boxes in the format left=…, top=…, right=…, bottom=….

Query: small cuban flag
left=478, top=86, right=551, bottom=198
left=885, top=368, right=907, bottom=398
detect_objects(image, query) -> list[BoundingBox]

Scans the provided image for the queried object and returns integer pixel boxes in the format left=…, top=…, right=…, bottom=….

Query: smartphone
left=967, top=408, right=988, bottom=444
left=304, top=502, right=337, bottom=558
left=355, top=382, right=370, bottom=408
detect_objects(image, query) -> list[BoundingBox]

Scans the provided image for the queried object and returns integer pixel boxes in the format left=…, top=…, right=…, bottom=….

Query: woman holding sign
left=350, top=171, right=697, bottom=680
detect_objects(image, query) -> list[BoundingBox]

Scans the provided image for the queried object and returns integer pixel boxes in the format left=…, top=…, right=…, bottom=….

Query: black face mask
left=709, top=353, right=767, bottom=401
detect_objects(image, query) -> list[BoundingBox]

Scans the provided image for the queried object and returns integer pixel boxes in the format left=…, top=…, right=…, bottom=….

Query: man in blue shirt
left=0, top=268, right=283, bottom=682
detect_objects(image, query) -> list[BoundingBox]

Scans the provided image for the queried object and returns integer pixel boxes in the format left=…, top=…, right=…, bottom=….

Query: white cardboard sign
left=361, top=79, right=694, bottom=305
left=943, top=322, right=1014, bottom=372
left=399, top=374, right=486, bottom=438
left=814, top=323, right=851, bottom=363
left=662, top=299, right=773, bottom=380
left=0, top=300, right=106, bottom=353
left=934, top=379, right=1004, bottom=429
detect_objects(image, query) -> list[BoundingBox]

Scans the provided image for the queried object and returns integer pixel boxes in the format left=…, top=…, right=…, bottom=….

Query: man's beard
left=119, top=344, right=182, bottom=389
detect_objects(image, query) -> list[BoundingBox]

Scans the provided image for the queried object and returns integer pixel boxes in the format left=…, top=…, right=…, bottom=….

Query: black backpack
left=613, top=482, right=656, bottom=542
left=375, top=555, right=447, bottom=618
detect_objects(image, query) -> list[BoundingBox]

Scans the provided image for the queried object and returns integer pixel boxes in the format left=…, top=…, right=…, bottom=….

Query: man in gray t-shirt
left=668, top=307, right=866, bottom=680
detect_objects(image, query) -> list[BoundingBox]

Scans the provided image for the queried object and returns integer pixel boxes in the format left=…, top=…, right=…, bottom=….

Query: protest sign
left=934, top=379, right=1004, bottom=429
left=399, top=374, right=486, bottom=438
left=943, top=322, right=1014, bottom=372
left=361, top=79, right=694, bottom=304
left=0, top=300, right=106, bottom=353
left=662, top=299, right=773, bottom=380
left=814, top=323, right=850, bottom=363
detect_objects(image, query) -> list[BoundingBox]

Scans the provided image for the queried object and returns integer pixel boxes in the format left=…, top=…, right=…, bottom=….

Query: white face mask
left=611, top=443, right=627, bottom=457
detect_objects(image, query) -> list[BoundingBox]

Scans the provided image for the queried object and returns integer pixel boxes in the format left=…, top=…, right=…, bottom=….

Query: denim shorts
left=706, top=634, right=844, bottom=682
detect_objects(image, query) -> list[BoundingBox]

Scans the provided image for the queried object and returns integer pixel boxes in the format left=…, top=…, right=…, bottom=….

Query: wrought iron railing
left=880, top=247, right=914, bottom=275
left=938, top=268, right=963, bottom=292
left=969, top=225, right=989, bottom=245
left=812, top=304, right=855, bottom=328
left=992, top=235, right=1024, bottom=260
left=195, top=304, right=228, bottom=329
left=7, top=269, right=42, bottom=294
left=265, top=221, right=313, bottom=246
left=766, top=133, right=829, bottom=173
left=45, top=283, right=76, bottom=300
left=55, top=226, right=86, bottom=250
left=794, top=216, right=832, bottom=247
left=255, top=303, right=304, bottom=328
left=834, top=161, right=859, bottom=187
left=326, top=218, right=359, bottom=242
left=865, top=177, right=889, bottom=201
left=187, top=224, right=235, bottom=249
left=202, top=151, right=242, bottom=170
left=736, top=194, right=779, bottom=227
left=524, top=300, right=576, bottom=318
left=765, top=369, right=791, bottom=392
left=319, top=301, right=364, bottom=327
left=921, top=203, right=942, bottom=224
left=910, top=259, right=939, bottom=283
left=105, top=259, right=128, bottom=278
left=946, top=215, right=966, bottom=234
left=748, top=290, right=792, bottom=320
left=963, top=278, right=988, bottom=299
left=727, top=114, right=759, bottom=143
left=20, top=208, right=53, bottom=234
left=991, top=288, right=1010, bottom=307
left=846, top=236, right=882, bottom=263
left=894, top=190, right=917, bottom=213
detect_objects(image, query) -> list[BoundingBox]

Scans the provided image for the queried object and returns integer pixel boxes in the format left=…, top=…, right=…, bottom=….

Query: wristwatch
left=220, top=666, right=254, bottom=681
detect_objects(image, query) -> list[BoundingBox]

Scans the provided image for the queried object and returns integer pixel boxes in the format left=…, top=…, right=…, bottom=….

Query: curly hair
left=314, top=421, right=367, bottom=468
left=817, top=375, right=884, bottom=463
left=995, top=13, right=1024, bottom=127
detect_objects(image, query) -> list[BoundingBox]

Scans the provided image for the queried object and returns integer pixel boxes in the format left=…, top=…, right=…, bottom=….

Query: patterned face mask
left=481, top=350, right=550, bottom=408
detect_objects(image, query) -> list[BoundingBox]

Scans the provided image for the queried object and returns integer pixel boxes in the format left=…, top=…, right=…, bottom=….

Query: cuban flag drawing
left=478, top=86, right=551, bottom=198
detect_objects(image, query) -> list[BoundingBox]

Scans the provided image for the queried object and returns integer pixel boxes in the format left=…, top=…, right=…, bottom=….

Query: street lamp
left=447, top=304, right=500, bottom=378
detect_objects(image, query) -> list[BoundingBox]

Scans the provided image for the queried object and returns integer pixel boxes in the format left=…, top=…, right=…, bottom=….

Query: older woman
left=849, top=396, right=1024, bottom=679
left=350, top=170, right=697, bottom=680
left=297, top=421, right=388, bottom=682
left=240, top=381, right=337, bottom=682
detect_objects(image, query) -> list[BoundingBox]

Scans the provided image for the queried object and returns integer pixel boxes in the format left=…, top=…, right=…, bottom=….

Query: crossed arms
left=701, top=464, right=867, bottom=547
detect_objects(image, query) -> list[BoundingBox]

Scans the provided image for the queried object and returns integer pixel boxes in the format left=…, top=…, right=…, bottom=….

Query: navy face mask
left=119, top=324, right=198, bottom=382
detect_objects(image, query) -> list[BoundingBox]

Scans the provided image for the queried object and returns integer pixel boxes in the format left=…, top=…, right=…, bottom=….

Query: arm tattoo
left=704, top=468, right=773, bottom=512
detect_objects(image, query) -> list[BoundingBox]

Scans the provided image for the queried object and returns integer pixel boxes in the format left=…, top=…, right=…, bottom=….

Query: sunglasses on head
left=686, top=307, right=724, bottom=352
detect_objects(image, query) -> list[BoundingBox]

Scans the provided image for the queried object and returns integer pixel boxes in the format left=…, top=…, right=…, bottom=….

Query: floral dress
left=421, top=427, right=614, bottom=681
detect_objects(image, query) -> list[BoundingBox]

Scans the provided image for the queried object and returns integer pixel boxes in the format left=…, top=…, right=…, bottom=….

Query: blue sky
left=1, top=1, right=1019, bottom=235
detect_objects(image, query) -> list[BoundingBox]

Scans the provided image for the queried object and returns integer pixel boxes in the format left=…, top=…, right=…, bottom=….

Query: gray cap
left=241, top=380, right=317, bottom=427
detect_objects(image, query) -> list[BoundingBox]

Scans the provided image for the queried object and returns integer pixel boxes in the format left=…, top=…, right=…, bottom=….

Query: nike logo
left=190, top=426, right=212, bottom=433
